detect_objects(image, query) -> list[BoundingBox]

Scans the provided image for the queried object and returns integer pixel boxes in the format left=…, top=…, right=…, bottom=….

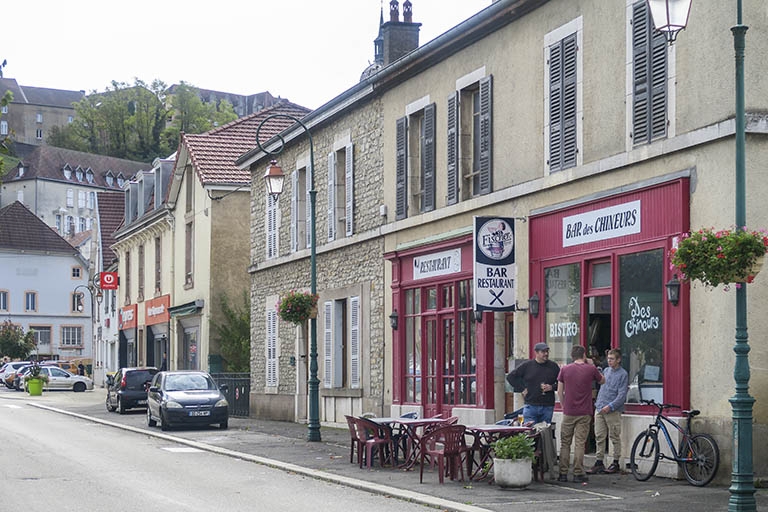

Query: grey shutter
left=306, top=163, right=313, bottom=249
left=323, top=301, right=333, bottom=388
left=345, top=143, right=354, bottom=236
left=421, top=103, right=436, bottom=212
left=290, top=171, right=298, bottom=252
left=395, top=117, right=408, bottom=220
left=446, top=91, right=459, bottom=205
left=478, top=75, right=493, bottom=195
left=350, top=296, right=360, bottom=388
left=327, top=151, right=336, bottom=241
left=266, top=195, right=277, bottom=259
left=549, top=33, right=577, bottom=172
left=632, top=1, right=668, bottom=145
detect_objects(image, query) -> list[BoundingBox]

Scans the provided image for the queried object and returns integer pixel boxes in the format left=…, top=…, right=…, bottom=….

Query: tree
left=210, top=292, right=251, bottom=372
left=0, top=74, right=12, bottom=184
left=164, top=82, right=238, bottom=151
left=0, top=321, right=36, bottom=360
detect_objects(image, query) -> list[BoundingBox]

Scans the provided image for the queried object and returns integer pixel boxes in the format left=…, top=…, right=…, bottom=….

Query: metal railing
left=211, top=373, right=250, bottom=417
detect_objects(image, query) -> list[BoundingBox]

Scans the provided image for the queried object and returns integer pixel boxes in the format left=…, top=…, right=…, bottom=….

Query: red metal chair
left=356, top=416, right=395, bottom=469
left=419, top=424, right=469, bottom=484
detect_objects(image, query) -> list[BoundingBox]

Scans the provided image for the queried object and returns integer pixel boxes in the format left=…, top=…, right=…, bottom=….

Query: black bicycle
left=630, top=399, right=720, bottom=486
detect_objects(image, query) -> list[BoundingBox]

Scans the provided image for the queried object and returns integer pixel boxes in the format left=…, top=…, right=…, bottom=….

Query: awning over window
left=169, top=299, right=204, bottom=317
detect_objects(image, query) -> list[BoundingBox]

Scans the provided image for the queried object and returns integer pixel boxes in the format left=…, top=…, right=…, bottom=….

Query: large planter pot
left=27, top=378, right=44, bottom=396
left=493, top=458, right=532, bottom=489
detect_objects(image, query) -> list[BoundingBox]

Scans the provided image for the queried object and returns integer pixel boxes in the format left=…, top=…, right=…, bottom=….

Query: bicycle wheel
left=630, top=430, right=660, bottom=481
left=682, top=434, right=720, bottom=486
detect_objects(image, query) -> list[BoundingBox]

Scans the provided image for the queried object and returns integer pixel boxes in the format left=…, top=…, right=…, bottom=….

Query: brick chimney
left=381, top=0, right=421, bottom=66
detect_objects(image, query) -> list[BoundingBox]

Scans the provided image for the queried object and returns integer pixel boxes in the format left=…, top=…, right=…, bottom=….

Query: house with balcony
left=240, top=0, right=768, bottom=483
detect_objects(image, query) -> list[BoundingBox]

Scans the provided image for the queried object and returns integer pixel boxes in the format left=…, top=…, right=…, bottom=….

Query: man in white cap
left=506, top=342, right=561, bottom=424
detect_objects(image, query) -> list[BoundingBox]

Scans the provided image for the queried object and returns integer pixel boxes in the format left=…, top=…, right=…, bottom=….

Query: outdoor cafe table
left=367, top=416, right=449, bottom=469
left=465, top=424, right=533, bottom=481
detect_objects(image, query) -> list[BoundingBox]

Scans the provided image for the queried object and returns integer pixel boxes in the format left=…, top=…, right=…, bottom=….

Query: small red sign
left=100, top=272, right=118, bottom=290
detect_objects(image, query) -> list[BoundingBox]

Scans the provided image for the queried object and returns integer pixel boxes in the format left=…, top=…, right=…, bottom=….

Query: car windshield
left=164, top=374, right=216, bottom=392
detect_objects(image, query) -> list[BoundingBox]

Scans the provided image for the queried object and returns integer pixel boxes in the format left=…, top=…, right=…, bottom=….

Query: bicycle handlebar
left=640, top=399, right=681, bottom=410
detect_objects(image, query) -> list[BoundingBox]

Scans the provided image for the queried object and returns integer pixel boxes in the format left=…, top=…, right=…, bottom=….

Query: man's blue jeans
left=523, top=404, right=554, bottom=424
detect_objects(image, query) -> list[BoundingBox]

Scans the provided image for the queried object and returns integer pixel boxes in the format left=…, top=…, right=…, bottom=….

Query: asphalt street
left=1, top=387, right=765, bottom=512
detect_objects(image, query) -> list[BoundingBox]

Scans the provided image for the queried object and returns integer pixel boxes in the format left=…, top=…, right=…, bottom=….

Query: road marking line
left=3, top=404, right=22, bottom=409
left=162, top=446, right=203, bottom=453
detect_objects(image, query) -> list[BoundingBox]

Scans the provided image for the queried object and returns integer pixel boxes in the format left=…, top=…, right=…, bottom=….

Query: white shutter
left=290, top=171, right=298, bottom=252
left=345, top=143, right=354, bottom=237
left=350, top=296, right=360, bottom=388
left=323, top=301, right=333, bottom=388
left=327, top=151, right=336, bottom=241
left=266, top=310, right=278, bottom=387
left=266, top=194, right=278, bottom=259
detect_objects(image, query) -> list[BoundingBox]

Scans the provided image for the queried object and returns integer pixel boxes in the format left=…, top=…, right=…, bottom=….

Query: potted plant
left=670, top=227, right=768, bottom=289
left=492, top=434, right=536, bottom=489
left=24, top=362, right=49, bottom=396
left=277, top=290, right=319, bottom=325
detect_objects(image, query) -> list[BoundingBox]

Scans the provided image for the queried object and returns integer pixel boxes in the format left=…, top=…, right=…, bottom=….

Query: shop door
left=422, top=316, right=439, bottom=418
left=422, top=313, right=457, bottom=418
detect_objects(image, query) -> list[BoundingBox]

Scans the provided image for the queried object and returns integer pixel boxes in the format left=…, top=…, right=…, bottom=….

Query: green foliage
left=0, top=88, right=13, bottom=183
left=277, top=291, right=319, bottom=325
left=670, top=227, right=768, bottom=288
left=0, top=321, right=36, bottom=360
left=492, top=434, right=536, bottom=461
left=210, top=292, right=251, bottom=372
left=24, top=362, right=49, bottom=383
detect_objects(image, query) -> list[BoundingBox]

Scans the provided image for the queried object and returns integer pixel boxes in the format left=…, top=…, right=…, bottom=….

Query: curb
left=28, top=402, right=493, bottom=512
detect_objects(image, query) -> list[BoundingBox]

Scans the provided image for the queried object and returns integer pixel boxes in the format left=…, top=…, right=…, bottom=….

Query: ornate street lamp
left=646, top=0, right=693, bottom=43
left=648, top=1, right=756, bottom=509
left=256, top=114, right=321, bottom=442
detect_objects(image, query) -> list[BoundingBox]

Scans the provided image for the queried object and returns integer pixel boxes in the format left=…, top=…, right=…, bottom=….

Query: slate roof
left=181, top=101, right=311, bottom=186
left=0, top=77, right=83, bottom=108
left=0, top=201, right=78, bottom=254
left=96, top=191, right=125, bottom=266
left=9, top=145, right=150, bottom=189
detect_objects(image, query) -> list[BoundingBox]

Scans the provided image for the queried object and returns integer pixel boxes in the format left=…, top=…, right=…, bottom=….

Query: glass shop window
left=544, top=263, right=581, bottom=365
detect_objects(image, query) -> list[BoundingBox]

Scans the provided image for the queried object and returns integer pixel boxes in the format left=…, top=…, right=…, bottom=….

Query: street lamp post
left=256, top=114, right=321, bottom=442
left=648, top=1, right=756, bottom=509
left=74, top=283, right=103, bottom=370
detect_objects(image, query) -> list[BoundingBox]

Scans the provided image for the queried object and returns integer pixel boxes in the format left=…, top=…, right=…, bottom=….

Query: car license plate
left=189, top=410, right=210, bottom=417
left=137, top=400, right=147, bottom=405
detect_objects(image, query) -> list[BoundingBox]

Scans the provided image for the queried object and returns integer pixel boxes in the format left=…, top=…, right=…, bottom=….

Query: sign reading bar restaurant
left=413, top=248, right=462, bottom=280
left=474, top=216, right=516, bottom=312
left=562, top=200, right=641, bottom=247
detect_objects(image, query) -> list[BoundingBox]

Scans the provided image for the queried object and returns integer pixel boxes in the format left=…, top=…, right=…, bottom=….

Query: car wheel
left=219, top=419, right=228, bottom=430
left=160, top=411, right=170, bottom=431
left=73, top=382, right=86, bottom=393
left=118, top=398, right=126, bottom=415
left=106, top=394, right=117, bottom=412
left=147, top=408, right=157, bottom=427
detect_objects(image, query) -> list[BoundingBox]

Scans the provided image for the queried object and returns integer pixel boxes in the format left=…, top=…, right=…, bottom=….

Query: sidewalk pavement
left=2, top=388, right=766, bottom=512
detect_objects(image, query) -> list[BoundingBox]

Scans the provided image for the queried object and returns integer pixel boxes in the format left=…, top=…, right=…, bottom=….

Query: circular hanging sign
left=477, top=218, right=514, bottom=261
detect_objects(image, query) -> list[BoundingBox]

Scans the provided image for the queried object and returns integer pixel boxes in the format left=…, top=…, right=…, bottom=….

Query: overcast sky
left=1, top=0, right=493, bottom=110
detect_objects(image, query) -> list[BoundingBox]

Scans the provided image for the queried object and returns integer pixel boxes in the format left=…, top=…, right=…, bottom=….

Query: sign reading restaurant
left=562, top=200, right=641, bottom=247
left=413, top=248, right=462, bottom=280
left=474, top=216, right=516, bottom=312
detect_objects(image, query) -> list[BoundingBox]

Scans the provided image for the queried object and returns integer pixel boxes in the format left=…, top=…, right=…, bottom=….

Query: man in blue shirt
left=587, top=348, right=629, bottom=474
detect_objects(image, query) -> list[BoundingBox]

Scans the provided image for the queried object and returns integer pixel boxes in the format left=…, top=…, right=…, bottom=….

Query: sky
left=1, top=0, right=494, bottom=110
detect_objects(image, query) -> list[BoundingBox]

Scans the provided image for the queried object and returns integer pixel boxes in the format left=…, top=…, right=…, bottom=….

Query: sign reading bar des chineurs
left=562, top=200, right=641, bottom=247
left=474, top=217, right=516, bottom=312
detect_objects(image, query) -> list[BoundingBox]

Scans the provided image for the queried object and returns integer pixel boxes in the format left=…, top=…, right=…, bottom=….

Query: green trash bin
left=208, top=354, right=223, bottom=374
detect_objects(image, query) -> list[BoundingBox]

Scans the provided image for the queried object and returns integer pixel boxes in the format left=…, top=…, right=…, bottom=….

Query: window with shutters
left=544, top=17, right=583, bottom=174
left=66, top=188, right=74, bottom=207
left=155, top=237, right=162, bottom=294
left=266, top=194, right=279, bottom=259
left=78, top=190, right=86, bottom=208
left=396, top=101, right=436, bottom=219
left=125, top=251, right=132, bottom=304
left=447, top=72, right=493, bottom=205
left=327, top=143, right=354, bottom=241
left=266, top=309, right=278, bottom=387
left=631, top=0, right=668, bottom=146
left=322, top=296, right=361, bottom=389
left=184, top=222, right=194, bottom=287
left=290, top=166, right=308, bottom=252
left=138, top=244, right=145, bottom=302
left=185, top=166, right=194, bottom=213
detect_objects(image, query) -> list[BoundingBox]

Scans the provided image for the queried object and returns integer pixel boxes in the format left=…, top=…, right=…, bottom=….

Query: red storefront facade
left=386, top=234, right=495, bottom=419
left=529, top=178, right=691, bottom=411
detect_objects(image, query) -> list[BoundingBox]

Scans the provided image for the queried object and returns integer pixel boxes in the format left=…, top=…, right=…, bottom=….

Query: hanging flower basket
left=670, top=227, right=768, bottom=288
left=277, top=290, right=319, bottom=325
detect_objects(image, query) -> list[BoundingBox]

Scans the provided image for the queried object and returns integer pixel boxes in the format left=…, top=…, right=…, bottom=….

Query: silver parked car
left=22, top=366, right=94, bottom=392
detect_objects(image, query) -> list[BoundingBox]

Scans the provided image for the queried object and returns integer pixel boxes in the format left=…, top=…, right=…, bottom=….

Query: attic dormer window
left=76, top=169, right=83, bottom=181
left=117, top=173, right=125, bottom=188
left=86, top=170, right=94, bottom=183
left=106, top=175, right=114, bottom=186
left=64, top=168, right=72, bottom=180
left=18, top=166, right=25, bottom=177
